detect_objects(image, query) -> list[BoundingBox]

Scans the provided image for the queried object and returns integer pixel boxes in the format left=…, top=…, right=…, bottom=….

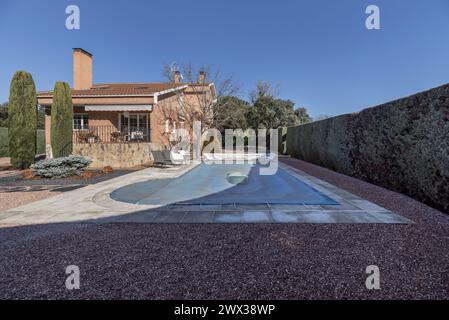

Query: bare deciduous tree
left=157, top=63, right=240, bottom=149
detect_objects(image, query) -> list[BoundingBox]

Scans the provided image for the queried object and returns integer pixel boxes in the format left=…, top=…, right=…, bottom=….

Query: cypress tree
left=51, top=82, right=73, bottom=158
left=8, top=71, right=37, bottom=169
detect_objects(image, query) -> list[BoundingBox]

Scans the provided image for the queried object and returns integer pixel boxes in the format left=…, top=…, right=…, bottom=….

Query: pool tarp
left=110, top=163, right=339, bottom=206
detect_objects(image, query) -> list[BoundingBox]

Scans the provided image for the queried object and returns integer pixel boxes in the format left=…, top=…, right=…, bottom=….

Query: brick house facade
left=37, top=48, right=215, bottom=163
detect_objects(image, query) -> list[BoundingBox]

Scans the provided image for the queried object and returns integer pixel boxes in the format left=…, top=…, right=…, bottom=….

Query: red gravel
left=0, top=158, right=448, bottom=299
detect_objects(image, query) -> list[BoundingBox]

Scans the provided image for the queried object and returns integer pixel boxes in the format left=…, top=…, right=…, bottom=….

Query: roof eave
left=36, top=84, right=188, bottom=99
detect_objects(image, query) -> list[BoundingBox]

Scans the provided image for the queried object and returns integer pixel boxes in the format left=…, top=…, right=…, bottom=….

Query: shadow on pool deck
left=0, top=161, right=414, bottom=225
left=106, top=162, right=413, bottom=225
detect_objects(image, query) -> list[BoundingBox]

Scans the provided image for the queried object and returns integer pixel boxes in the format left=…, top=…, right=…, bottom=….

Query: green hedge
left=0, top=127, right=7, bottom=157
left=284, top=83, right=449, bottom=214
left=0, top=127, right=45, bottom=157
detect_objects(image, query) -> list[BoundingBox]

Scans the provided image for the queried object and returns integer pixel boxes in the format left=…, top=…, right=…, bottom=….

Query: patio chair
left=130, top=131, right=144, bottom=141
left=162, top=150, right=182, bottom=165
left=111, top=131, right=124, bottom=142
left=169, top=150, right=186, bottom=164
left=151, top=150, right=185, bottom=167
left=151, top=150, right=169, bottom=167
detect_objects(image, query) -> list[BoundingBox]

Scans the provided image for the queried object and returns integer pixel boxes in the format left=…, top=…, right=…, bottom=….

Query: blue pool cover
left=110, top=163, right=339, bottom=206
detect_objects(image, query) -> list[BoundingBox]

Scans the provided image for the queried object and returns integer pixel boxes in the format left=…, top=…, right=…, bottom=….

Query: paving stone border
left=112, top=163, right=413, bottom=224
left=0, top=161, right=413, bottom=225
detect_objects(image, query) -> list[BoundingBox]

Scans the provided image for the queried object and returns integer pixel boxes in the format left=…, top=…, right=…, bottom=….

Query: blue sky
left=1, top=0, right=449, bottom=117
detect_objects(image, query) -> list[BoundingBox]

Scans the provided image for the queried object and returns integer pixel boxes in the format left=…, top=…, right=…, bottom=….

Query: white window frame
left=118, top=113, right=150, bottom=141
left=73, top=113, right=89, bottom=131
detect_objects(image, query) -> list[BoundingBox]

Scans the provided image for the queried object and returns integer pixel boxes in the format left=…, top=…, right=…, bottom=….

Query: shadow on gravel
left=0, top=208, right=448, bottom=300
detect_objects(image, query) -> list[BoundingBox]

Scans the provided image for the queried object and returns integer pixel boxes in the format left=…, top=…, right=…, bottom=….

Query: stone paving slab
left=0, top=163, right=199, bottom=225
left=214, top=211, right=243, bottom=223
left=104, top=209, right=412, bottom=224
left=181, top=211, right=214, bottom=223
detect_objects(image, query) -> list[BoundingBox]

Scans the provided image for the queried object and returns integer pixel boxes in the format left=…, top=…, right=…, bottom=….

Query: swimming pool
left=110, top=163, right=339, bottom=206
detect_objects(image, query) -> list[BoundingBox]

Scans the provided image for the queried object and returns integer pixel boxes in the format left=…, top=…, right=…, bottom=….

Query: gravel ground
left=0, top=158, right=448, bottom=299
left=0, top=188, right=64, bottom=212
left=0, top=157, right=140, bottom=187
left=0, top=156, right=139, bottom=212
left=0, top=169, right=137, bottom=187
left=0, top=170, right=136, bottom=212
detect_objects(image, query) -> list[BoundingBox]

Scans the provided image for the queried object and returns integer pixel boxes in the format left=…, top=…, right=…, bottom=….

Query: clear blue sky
left=1, top=0, right=449, bottom=117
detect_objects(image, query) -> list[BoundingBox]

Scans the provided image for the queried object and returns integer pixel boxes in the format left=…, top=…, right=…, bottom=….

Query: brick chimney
left=73, top=48, right=93, bottom=90
left=198, top=71, right=206, bottom=83
left=173, top=71, right=181, bottom=84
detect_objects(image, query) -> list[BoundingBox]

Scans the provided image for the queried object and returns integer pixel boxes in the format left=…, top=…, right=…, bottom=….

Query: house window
left=119, top=113, right=149, bottom=141
left=73, top=113, right=89, bottom=130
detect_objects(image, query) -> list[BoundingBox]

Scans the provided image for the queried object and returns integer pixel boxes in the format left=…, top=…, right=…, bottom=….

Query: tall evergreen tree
left=8, top=71, right=37, bottom=169
left=51, top=82, right=73, bottom=157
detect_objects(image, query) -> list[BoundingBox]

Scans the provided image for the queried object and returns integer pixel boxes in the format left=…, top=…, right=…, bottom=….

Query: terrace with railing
left=73, top=125, right=150, bottom=144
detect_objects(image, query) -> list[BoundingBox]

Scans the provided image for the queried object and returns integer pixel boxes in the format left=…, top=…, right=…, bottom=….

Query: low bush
left=79, top=170, right=94, bottom=179
left=103, top=166, right=113, bottom=173
left=21, top=169, right=34, bottom=179
left=30, top=155, right=92, bottom=178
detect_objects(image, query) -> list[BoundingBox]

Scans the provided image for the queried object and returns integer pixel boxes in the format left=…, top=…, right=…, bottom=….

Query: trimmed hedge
left=0, top=127, right=8, bottom=157
left=30, top=155, right=92, bottom=178
left=285, top=83, right=449, bottom=213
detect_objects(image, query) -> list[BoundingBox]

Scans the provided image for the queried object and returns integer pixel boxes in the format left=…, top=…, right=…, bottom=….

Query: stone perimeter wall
left=73, top=143, right=157, bottom=168
left=283, top=83, right=449, bottom=213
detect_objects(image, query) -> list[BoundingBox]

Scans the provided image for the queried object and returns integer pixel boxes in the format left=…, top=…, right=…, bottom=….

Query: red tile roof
left=37, top=83, right=187, bottom=97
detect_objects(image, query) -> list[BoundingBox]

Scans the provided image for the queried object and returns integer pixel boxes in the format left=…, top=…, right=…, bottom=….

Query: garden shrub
left=21, top=169, right=34, bottom=179
left=0, top=128, right=45, bottom=157
left=51, top=82, right=73, bottom=158
left=0, top=127, right=8, bottom=157
left=30, top=155, right=91, bottom=178
left=102, top=166, right=113, bottom=173
left=8, top=71, right=37, bottom=169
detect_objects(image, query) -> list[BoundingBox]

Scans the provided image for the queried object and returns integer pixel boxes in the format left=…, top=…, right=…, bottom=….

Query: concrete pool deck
left=0, top=160, right=413, bottom=225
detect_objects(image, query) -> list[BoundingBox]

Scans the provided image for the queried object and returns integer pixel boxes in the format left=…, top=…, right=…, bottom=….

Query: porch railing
left=73, top=125, right=150, bottom=144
